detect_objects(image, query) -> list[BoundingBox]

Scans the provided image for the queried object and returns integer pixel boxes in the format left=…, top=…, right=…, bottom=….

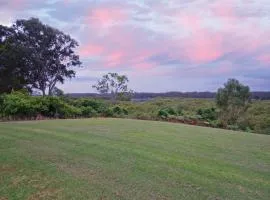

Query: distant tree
left=0, top=18, right=82, bottom=95
left=93, top=72, right=133, bottom=102
left=216, top=79, right=251, bottom=127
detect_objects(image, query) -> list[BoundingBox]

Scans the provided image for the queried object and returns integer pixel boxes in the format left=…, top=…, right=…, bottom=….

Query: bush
left=73, top=98, right=107, bottom=113
left=176, top=105, right=184, bottom=115
left=227, top=125, right=240, bottom=131
left=157, top=107, right=177, bottom=119
left=34, top=96, right=63, bottom=117
left=134, top=112, right=152, bottom=120
left=81, top=106, right=97, bottom=117
left=158, top=109, right=169, bottom=119
left=197, top=107, right=217, bottom=121
left=111, top=106, right=129, bottom=116
left=112, top=106, right=122, bottom=115
left=166, top=107, right=177, bottom=115
left=2, top=92, right=37, bottom=119
left=103, top=108, right=114, bottom=117
left=58, top=104, right=81, bottom=118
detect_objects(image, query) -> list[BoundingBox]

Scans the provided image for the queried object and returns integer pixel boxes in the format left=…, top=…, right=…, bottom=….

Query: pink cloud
left=189, top=34, right=223, bottom=62
left=79, top=44, right=104, bottom=56
left=78, top=0, right=270, bottom=75
left=257, top=55, right=270, bottom=66
left=7, top=0, right=26, bottom=9
left=86, top=7, right=127, bottom=27
left=179, top=14, right=202, bottom=32
left=132, top=62, right=155, bottom=70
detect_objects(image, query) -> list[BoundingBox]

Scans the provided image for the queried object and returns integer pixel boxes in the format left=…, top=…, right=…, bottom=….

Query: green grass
left=1, top=118, right=269, bottom=200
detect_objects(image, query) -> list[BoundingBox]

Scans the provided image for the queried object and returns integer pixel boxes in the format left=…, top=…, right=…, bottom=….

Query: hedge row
left=0, top=92, right=128, bottom=120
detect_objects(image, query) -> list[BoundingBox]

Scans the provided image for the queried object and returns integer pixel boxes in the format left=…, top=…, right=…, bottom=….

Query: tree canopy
left=0, top=18, right=81, bottom=95
left=93, top=72, right=133, bottom=101
left=216, top=78, right=251, bottom=127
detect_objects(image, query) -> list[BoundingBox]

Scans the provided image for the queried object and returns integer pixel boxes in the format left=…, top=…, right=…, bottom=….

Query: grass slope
left=0, top=118, right=269, bottom=200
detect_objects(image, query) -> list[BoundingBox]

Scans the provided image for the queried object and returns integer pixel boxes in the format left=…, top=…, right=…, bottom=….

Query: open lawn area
left=0, top=118, right=269, bottom=200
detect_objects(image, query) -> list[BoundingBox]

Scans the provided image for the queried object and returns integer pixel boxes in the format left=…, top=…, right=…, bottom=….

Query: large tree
left=93, top=72, right=133, bottom=101
left=0, top=18, right=81, bottom=95
left=0, top=25, right=30, bottom=93
left=216, top=78, right=251, bottom=127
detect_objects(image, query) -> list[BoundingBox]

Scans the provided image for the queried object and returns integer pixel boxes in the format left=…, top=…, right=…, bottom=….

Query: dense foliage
left=0, top=18, right=81, bottom=95
left=216, top=79, right=251, bottom=128
left=0, top=91, right=269, bottom=134
left=93, top=72, right=133, bottom=101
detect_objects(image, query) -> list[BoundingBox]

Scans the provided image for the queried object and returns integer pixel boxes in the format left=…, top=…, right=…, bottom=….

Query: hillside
left=0, top=118, right=269, bottom=200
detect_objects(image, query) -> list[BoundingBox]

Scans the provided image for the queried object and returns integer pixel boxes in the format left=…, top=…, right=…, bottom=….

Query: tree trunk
left=42, top=89, right=46, bottom=97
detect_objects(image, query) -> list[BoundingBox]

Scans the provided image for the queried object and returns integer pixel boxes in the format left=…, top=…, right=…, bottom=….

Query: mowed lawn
left=0, top=119, right=269, bottom=200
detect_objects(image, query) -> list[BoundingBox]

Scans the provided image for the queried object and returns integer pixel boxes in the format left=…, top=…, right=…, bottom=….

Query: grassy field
left=0, top=118, right=269, bottom=200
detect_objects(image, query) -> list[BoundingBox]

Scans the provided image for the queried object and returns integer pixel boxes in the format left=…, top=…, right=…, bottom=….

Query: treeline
left=1, top=89, right=269, bottom=134
left=68, top=91, right=270, bottom=100
left=0, top=91, right=118, bottom=120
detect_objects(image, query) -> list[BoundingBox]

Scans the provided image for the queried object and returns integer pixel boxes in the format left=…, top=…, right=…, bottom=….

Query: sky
left=0, top=0, right=270, bottom=92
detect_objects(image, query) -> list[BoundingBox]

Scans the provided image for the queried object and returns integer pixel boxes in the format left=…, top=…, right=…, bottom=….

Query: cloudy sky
left=1, top=0, right=270, bottom=92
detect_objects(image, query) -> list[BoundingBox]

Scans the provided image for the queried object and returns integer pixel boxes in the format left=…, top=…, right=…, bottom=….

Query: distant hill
left=67, top=91, right=270, bottom=100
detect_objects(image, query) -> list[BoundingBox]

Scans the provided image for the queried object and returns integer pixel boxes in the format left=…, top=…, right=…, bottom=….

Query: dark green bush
left=73, top=98, right=107, bottom=113
left=58, top=104, right=81, bottom=118
left=157, top=107, right=177, bottom=119
left=103, top=107, right=114, bottom=117
left=111, top=106, right=129, bottom=116
left=122, top=108, right=128, bottom=115
left=197, top=107, right=217, bottom=121
left=112, top=106, right=122, bottom=115
left=81, top=106, right=97, bottom=117
left=176, top=105, right=184, bottom=116
left=166, top=107, right=177, bottom=115
left=158, top=109, right=169, bottom=118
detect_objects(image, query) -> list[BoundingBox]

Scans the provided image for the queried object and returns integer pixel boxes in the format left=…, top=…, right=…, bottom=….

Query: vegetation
left=0, top=91, right=269, bottom=134
left=0, top=118, right=269, bottom=200
left=216, top=79, right=251, bottom=128
left=93, top=72, right=133, bottom=102
left=0, top=18, right=81, bottom=95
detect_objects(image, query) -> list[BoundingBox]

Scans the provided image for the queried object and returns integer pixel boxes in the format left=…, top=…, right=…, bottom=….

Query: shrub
left=103, top=107, right=114, bottom=117
left=112, top=106, right=122, bottom=115
left=81, top=106, right=97, bottom=117
left=158, top=109, right=169, bottom=119
left=176, top=105, right=184, bottom=116
left=227, top=125, right=240, bottom=131
left=111, top=106, right=129, bottom=116
left=157, top=107, right=177, bottom=119
left=166, top=107, right=177, bottom=115
left=197, top=107, right=217, bottom=121
left=134, top=112, right=152, bottom=120
left=122, top=108, right=129, bottom=115
left=2, top=91, right=37, bottom=119
left=73, top=98, right=107, bottom=113
left=58, top=104, right=81, bottom=118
